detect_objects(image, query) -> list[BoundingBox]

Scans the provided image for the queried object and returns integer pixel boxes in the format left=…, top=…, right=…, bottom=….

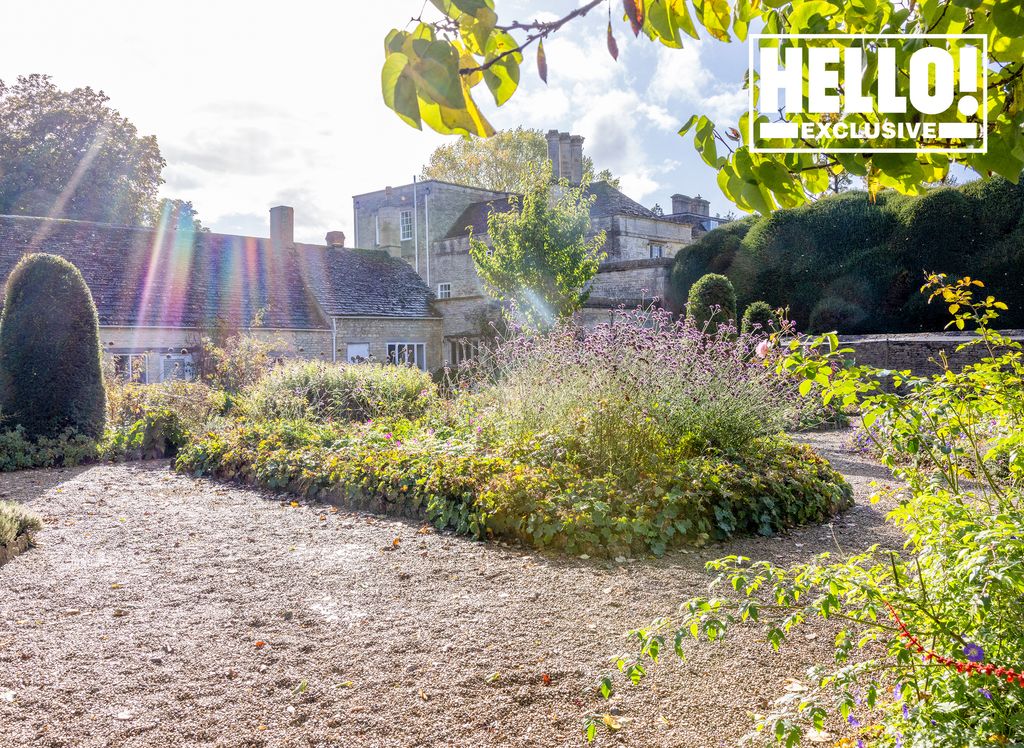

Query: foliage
left=469, top=161, right=606, bottom=328
left=0, top=253, right=106, bottom=440
left=381, top=1, right=1024, bottom=212
left=741, top=301, right=778, bottom=336
left=103, top=378, right=226, bottom=460
left=179, top=308, right=851, bottom=557
left=687, top=273, right=737, bottom=333
left=154, top=198, right=210, bottom=233
left=0, top=426, right=97, bottom=472
left=420, top=126, right=618, bottom=192
left=0, top=500, right=42, bottom=546
left=240, top=361, right=438, bottom=424
left=190, top=330, right=280, bottom=394
left=670, top=180, right=1024, bottom=332
left=592, top=276, right=1024, bottom=746
left=0, top=74, right=164, bottom=225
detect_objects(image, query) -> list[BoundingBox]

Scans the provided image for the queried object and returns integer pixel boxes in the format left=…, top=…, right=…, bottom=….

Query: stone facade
left=352, top=132, right=715, bottom=355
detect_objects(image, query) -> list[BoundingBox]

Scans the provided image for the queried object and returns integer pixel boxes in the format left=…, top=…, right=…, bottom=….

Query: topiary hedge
left=741, top=301, right=777, bottom=335
left=0, top=253, right=106, bottom=439
left=687, top=273, right=737, bottom=332
left=669, top=178, right=1024, bottom=333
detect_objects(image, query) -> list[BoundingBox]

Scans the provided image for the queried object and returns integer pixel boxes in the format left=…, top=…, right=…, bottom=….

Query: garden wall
left=842, top=330, right=1024, bottom=373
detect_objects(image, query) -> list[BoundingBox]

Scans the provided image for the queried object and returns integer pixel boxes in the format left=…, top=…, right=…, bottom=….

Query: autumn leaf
left=255, top=640, right=267, bottom=649
left=602, top=713, right=622, bottom=731
left=624, top=0, right=644, bottom=36
left=486, top=672, right=501, bottom=683
left=607, top=23, right=619, bottom=60
left=536, top=40, right=547, bottom=83
left=289, top=501, right=299, bottom=508
left=541, top=673, right=552, bottom=686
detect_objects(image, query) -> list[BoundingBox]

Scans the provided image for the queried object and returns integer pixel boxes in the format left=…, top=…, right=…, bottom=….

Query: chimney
left=569, top=135, right=584, bottom=185
left=325, top=230, right=345, bottom=248
left=558, top=132, right=572, bottom=183
left=270, top=206, right=294, bottom=251
left=546, top=130, right=561, bottom=179
left=671, top=194, right=691, bottom=215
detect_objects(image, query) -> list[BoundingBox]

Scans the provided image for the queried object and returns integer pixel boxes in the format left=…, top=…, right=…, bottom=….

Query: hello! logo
left=749, top=34, right=988, bottom=154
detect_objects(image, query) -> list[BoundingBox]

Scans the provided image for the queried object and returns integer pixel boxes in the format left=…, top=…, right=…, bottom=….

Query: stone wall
left=595, top=215, right=691, bottom=262
left=842, top=331, right=1024, bottom=374
left=586, top=259, right=673, bottom=305
left=332, top=317, right=445, bottom=371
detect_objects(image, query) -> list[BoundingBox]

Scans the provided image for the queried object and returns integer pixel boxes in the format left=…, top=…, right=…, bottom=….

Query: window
left=160, top=353, right=195, bottom=382
left=387, top=342, right=427, bottom=371
left=649, top=244, right=664, bottom=259
left=448, top=338, right=481, bottom=367
left=346, top=343, right=370, bottom=363
left=112, top=353, right=147, bottom=383
left=436, top=282, right=451, bottom=300
left=400, top=210, right=413, bottom=241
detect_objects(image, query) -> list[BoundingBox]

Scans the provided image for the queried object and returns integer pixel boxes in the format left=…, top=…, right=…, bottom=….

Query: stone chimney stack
left=270, top=206, right=294, bottom=251
left=325, top=231, right=346, bottom=248
left=569, top=135, right=584, bottom=185
left=545, top=130, right=586, bottom=185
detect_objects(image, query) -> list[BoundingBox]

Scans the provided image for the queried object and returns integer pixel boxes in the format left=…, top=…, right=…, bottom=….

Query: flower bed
left=0, top=500, right=42, bottom=566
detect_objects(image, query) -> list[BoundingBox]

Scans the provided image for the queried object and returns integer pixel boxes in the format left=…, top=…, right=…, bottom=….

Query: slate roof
left=444, top=181, right=657, bottom=239
left=0, top=215, right=437, bottom=329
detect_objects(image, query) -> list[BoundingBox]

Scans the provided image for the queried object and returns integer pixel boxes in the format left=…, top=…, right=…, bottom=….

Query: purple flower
left=893, top=683, right=902, bottom=700
left=902, top=704, right=910, bottom=719
left=895, top=734, right=903, bottom=748
left=979, top=687, right=993, bottom=699
left=963, top=642, right=985, bottom=663
left=848, top=715, right=861, bottom=727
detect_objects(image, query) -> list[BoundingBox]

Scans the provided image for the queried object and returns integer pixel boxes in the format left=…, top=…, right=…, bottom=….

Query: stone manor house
left=0, top=131, right=723, bottom=382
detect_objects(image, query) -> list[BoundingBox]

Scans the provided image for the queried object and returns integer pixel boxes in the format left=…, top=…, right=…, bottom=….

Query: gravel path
left=0, top=430, right=902, bottom=748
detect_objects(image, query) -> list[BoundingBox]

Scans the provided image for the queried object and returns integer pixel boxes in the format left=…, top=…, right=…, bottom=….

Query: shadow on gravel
left=0, top=464, right=93, bottom=504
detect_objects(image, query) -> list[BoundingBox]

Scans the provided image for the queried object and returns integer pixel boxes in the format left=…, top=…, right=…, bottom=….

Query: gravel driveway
left=0, top=430, right=901, bottom=748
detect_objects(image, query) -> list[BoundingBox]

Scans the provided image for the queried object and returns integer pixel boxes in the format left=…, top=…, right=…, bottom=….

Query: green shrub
left=808, top=296, right=869, bottom=333
left=0, top=426, right=97, bottom=472
left=0, top=253, right=105, bottom=439
left=740, top=301, right=777, bottom=335
left=669, top=179, right=1024, bottom=333
left=0, top=500, right=42, bottom=546
left=606, top=276, right=1024, bottom=746
left=240, top=361, right=437, bottom=423
left=687, top=273, right=737, bottom=332
left=177, top=419, right=850, bottom=558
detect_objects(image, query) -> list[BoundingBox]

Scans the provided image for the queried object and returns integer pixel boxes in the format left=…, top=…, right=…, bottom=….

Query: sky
left=0, top=1, right=753, bottom=244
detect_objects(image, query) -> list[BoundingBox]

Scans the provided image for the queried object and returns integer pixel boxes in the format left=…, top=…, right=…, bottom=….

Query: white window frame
left=160, top=353, right=195, bottom=382
left=346, top=343, right=371, bottom=363
left=113, top=353, right=148, bottom=383
left=386, top=342, right=427, bottom=371
left=374, top=213, right=380, bottom=245
left=649, top=243, right=665, bottom=259
left=436, top=282, right=451, bottom=300
left=400, top=209, right=413, bottom=241
left=448, top=338, right=480, bottom=367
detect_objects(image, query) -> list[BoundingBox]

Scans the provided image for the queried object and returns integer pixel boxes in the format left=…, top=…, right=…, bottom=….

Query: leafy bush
left=597, top=277, right=1024, bottom=746
left=808, top=296, right=870, bottom=333
left=0, top=253, right=105, bottom=439
left=669, top=179, right=1024, bottom=332
left=179, top=309, right=852, bottom=557
left=0, top=426, right=96, bottom=472
left=240, top=361, right=437, bottom=423
left=741, top=301, right=778, bottom=335
left=193, top=331, right=279, bottom=393
left=687, top=273, right=737, bottom=333
left=0, top=500, right=41, bottom=546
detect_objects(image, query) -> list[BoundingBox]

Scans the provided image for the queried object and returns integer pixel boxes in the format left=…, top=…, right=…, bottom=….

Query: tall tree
left=155, top=198, right=210, bottom=233
left=0, top=75, right=165, bottom=225
left=421, top=127, right=619, bottom=193
left=469, top=161, right=606, bottom=328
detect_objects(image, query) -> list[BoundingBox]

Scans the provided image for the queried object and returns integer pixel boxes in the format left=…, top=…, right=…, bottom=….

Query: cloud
left=646, top=42, right=745, bottom=125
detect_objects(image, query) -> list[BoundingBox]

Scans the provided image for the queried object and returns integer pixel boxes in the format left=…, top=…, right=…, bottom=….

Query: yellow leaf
left=602, top=713, right=622, bottom=731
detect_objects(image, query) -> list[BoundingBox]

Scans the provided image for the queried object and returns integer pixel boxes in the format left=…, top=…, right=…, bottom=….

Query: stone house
left=0, top=208, right=444, bottom=383
left=352, top=130, right=728, bottom=360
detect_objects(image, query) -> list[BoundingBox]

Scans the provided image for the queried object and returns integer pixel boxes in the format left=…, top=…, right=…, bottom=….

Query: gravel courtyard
left=0, top=431, right=900, bottom=748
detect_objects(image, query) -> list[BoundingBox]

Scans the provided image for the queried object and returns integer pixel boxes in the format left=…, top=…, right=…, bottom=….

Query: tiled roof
left=444, top=181, right=656, bottom=239
left=445, top=196, right=514, bottom=239
left=0, top=215, right=437, bottom=329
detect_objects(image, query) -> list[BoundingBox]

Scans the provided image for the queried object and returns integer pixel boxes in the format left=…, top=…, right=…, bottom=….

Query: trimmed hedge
left=741, top=301, right=778, bottom=335
left=669, top=178, right=1024, bottom=333
left=0, top=254, right=105, bottom=439
left=687, top=273, right=737, bottom=332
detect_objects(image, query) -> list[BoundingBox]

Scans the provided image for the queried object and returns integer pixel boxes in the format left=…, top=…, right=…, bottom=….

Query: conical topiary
left=0, top=253, right=106, bottom=439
